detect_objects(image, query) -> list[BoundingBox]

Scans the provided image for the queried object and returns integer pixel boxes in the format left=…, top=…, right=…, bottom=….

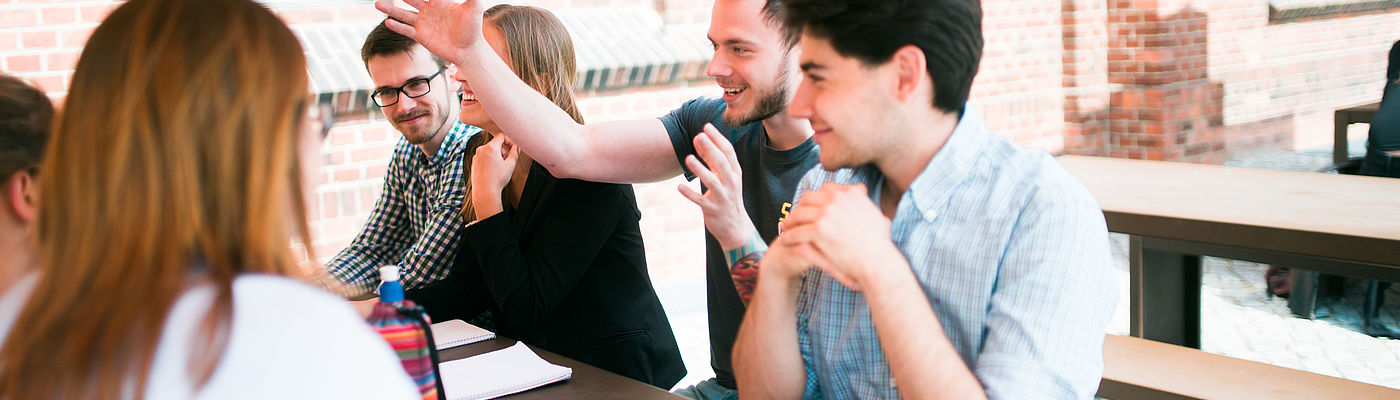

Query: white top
left=0, top=273, right=420, bottom=399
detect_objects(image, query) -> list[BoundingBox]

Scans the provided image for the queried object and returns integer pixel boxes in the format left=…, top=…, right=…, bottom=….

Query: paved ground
left=1180, top=145, right=1400, bottom=389
left=1107, top=235, right=1400, bottom=389
left=655, top=141, right=1400, bottom=392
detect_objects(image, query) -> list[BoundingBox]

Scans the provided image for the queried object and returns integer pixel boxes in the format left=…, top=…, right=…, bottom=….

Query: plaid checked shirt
left=320, top=121, right=478, bottom=297
left=790, top=109, right=1117, bottom=399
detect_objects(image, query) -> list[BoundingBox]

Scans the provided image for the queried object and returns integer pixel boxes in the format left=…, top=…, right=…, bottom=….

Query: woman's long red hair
left=0, top=0, right=313, bottom=397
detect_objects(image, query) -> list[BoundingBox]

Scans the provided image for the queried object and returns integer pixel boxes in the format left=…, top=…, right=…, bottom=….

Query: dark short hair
left=783, top=0, right=983, bottom=114
left=360, top=19, right=446, bottom=68
left=761, top=0, right=800, bottom=49
left=0, top=74, right=53, bottom=179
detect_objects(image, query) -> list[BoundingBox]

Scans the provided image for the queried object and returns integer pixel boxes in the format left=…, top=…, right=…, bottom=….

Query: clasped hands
left=763, top=183, right=903, bottom=292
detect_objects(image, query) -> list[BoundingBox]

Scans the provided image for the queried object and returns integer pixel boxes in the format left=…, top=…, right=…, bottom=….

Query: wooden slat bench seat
left=1097, top=335, right=1399, bottom=399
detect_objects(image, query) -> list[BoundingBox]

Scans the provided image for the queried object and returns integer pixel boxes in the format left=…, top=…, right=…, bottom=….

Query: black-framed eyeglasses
left=371, top=66, right=447, bottom=107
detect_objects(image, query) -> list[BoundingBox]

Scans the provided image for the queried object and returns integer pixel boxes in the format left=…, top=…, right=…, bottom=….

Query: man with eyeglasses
left=315, top=21, right=480, bottom=306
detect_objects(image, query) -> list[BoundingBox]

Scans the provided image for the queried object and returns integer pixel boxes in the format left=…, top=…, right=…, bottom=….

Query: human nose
left=706, top=51, right=731, bottom=78
left=394, top=92, right=417, bottom=113
left=788, top=80, right=815, bottom=119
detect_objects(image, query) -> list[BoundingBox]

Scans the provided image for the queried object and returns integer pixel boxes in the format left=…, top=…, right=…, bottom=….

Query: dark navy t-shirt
left=659, top=96, right=819, bottom=388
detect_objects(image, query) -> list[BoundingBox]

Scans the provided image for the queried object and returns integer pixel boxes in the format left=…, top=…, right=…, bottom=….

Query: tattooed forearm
left=724, top=230, right=768, bottom=306
left=731, top=252, right=764, bottom=305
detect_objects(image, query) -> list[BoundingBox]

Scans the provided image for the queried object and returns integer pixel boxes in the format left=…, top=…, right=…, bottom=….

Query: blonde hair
left=461, top=5, right=584, bottom=220
left=0, top=0, right=312, bottom=397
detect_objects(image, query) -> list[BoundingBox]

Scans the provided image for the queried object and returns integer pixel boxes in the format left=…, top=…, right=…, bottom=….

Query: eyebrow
left=800, top=62, right=826, bottom=73
left=707, top=36, right=759, bottom=48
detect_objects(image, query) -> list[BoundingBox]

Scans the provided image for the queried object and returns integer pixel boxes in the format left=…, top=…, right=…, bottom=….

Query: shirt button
left=921, top=209, right=938, bottom=222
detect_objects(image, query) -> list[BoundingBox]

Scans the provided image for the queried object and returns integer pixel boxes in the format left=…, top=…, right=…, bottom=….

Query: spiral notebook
left=430, top=319, right=495, bottom=350
left=438, top=341, right=573, bottom=400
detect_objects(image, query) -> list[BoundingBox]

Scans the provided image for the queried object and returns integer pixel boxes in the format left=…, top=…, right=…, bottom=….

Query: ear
left=891, top=45, right=928, bottom=104
left=5, top=171, right=37, bottom=224
left=444, top=64, right=462, bottom=91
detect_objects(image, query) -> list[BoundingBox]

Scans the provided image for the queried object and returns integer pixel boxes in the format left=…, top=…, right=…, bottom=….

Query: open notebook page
left=438, top=341, right=573, bottom=400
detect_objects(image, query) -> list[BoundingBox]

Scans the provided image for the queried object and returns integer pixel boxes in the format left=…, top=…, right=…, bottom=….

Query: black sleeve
left=461, top=178, right=632, bottom=331
left=405, top=260, right=491, bottom=323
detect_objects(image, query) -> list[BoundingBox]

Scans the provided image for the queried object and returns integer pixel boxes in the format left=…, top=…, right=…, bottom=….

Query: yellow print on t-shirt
left=777, top=202, right=792, bottom=235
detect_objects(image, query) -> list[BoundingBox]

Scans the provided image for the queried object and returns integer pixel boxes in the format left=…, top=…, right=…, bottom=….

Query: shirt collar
left=903, top=106, right=990, bottom=222
left=418, top=120, right=479, bottom=165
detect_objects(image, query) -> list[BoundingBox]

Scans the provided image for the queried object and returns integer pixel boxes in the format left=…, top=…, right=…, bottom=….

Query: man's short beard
left=722, top=59, right=792, bottom=127
left=402, top=89, right=456, bottom=146
left=724, top=85, right=788, bottom=127
left=402, top=112, right=447, bottom=145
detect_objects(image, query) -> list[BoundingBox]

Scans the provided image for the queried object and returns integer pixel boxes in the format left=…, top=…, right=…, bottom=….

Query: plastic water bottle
left=369, top=265, right=444, bottom=398
left=378, top=265, right=405, bottom=304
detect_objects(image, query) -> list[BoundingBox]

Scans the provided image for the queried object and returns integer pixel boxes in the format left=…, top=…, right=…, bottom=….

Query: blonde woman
left=407, top=5, right=687, bottom=389
left=0, top=0, right=418, bottom=398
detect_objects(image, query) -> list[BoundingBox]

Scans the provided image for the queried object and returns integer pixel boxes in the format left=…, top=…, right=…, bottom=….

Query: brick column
left=1062, top=0, right=1110, bottom=155
left=1107, top=1, right=1225, bottom=162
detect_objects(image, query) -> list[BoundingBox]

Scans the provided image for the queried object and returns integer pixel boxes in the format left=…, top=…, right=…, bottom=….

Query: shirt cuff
left=463, top=210, right=513, bottom=254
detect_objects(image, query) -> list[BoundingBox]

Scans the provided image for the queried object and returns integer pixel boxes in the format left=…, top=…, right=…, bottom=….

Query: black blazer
left=412, top=162, right=685, bottom=389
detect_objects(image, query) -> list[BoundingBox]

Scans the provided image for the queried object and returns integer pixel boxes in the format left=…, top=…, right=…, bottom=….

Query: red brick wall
left=0, top=0, right=116, bottom=104
left=1200, top=0, right=1399, bottom=153
left=0, top=0, right=708, bottom=283
left=973, top=0, right=1068, bottom=153
left=1101, top=0, right=1400, bottom=161
left=6, top=0, right=1400, bottom=280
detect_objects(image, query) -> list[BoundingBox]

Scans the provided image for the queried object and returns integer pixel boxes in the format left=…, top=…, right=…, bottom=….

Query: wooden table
left=1058, top=155, right=1400, bottom=348
left=1335, top=102, right=1380, bottom=165
left=437, top=337, right=684, bottom=400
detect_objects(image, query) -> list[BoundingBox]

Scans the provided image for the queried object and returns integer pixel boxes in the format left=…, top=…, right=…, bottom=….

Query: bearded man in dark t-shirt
left=376, top=0, right=816, bottom=397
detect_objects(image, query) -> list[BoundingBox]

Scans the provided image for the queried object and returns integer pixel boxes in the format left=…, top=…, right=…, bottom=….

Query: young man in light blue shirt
left=732, top=0, right=1118, bottom=398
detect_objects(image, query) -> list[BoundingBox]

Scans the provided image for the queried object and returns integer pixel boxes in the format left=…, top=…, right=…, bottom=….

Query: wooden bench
left=1098, top=335, right=1399, bottom=399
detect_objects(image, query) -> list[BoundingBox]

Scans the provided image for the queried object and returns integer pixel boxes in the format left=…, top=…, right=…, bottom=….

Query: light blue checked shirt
left=790, top=108, right=1116, bottom=399
left=322, top=121, right=478, bottom=297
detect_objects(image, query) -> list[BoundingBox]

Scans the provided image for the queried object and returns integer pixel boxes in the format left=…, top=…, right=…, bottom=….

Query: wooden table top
left=1057, top=155, right=1400, bottom=267
left=437, top=337, right=684, bottom=400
